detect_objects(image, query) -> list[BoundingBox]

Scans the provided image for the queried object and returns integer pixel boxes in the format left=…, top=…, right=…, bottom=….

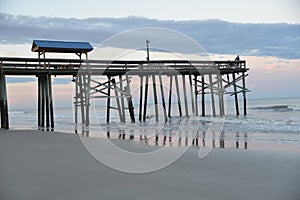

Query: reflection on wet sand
left=93, top=129, right=249, bottom=150
left=75, top=115, right=250, bottom=150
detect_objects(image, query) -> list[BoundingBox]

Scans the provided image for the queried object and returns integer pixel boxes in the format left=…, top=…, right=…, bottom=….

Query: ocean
left=8, top=97, right=300, bottom=151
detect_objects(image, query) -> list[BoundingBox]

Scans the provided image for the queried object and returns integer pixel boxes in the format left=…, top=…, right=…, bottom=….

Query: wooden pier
left=0, top=56, right=249, bottom=130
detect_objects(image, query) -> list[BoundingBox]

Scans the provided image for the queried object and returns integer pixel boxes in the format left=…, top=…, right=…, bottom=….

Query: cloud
left=0, top=13, right=300, bottom=59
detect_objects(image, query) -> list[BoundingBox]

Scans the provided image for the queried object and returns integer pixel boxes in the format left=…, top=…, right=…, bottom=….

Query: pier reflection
left=76, top=123, right=249, bottom=150
left=114, top=131, right=248, bottom=150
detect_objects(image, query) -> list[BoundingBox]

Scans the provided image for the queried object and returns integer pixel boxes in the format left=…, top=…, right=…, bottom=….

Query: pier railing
left=0, top=57, right=246, bottom=73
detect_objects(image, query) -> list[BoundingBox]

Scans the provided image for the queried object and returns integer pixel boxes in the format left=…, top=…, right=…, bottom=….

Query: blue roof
left=32, top=40, right=93, bottom=53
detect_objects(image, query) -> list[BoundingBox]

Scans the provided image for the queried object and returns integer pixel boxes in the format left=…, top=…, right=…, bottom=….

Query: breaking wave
left=252, top=105, right=293, bottom=112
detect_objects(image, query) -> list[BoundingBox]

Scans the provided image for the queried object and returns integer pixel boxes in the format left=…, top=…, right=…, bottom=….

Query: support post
left=159, top=73, right=167, bottom=122
left=232, top=73, right=239, bottom=115
left=45, top=76, right=50, bottom=130
left=48, top=75, right=54, bottom=131
left=168, top=75, right=173, bottom=118
left=189, top=73, right=195, bottom=114
left=217, top=73, right=225, bottom=116
left=38, top=76, right=41, bottom=128
left=37, top=75, right=54, bottom=131
left=242, top=72, right=247, bottom=115
left=106, top=76, right=111, bottom=123
left=74, top=76, right=78, bottom=132
left=112, top=78, right=124, bottom=122
left=125, top=74, right=135, bottom=123
left=209, top=74, right=216, bottom=117
left=143, top=76, right=149, bottom=121
left=0, top=74, right=9, bottom=129
left=182, top=75, right=189, bottom=116
left=41, top=76, right=45, bottom=130
left=201, top=75, right=205, bottom=116
left=119, top=75, right=126, bottom=122
left=194, top=75, right=198, bottom=116
left=139, top=76, right=143, bottom=121
left=152, top=75, right=159, bottom=122
left=174, top=75, right=182, bottom=117
left=85, top=74, right=91, bottom=127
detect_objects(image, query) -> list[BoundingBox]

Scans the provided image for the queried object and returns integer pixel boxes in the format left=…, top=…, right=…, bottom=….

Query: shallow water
left=8, top=97, right=300, bottom=151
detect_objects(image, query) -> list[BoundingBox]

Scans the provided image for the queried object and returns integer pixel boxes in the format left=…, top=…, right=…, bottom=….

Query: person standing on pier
left=234, top=55, right=240, bottom=68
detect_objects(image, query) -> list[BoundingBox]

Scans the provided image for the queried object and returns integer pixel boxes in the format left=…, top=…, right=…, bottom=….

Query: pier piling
left=0, top=74, right=9, bottom=129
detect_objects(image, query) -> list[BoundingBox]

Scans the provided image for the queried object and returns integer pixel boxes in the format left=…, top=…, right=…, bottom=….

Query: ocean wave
left=9, top=110, right=36, bottom=115
left=252, top=105, right=293, bottom=112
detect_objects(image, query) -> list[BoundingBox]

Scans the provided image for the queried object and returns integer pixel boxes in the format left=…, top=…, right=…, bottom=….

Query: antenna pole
left=146, top=39, right=150, bottom=62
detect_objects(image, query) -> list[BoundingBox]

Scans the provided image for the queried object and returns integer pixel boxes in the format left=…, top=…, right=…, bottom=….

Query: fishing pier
left=0, top=40, right=249, bottom=131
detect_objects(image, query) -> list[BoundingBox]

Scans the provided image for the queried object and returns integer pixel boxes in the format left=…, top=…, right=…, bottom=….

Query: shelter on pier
left=30, top=40, right=94, bottom=131
left=31, top=40, right=93, bottom=59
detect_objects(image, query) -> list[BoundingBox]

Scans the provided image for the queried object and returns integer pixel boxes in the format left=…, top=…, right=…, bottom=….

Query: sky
left=1, top=0, right=300, bottom=24
left=0, top=0, right=300, bottom=109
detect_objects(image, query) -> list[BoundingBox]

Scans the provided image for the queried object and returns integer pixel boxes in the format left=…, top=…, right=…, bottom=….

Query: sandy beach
left=0, top=128, right=299, bottom=200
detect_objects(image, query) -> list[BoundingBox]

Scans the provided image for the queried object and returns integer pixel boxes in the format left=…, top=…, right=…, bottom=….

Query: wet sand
left=0, top=129, right=299, bottom=200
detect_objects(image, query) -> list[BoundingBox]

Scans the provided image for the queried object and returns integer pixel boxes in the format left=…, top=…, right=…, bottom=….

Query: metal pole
left=146, top=39, right=150, bottom=62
